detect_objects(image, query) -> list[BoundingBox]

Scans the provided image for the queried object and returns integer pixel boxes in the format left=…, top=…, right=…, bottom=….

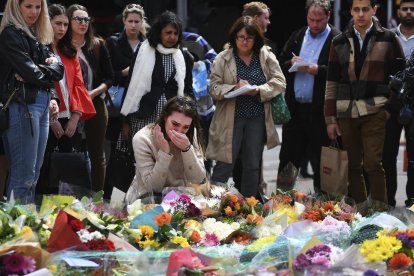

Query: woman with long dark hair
left=125, top=96, right=205, bottom=204
left=119, top=10, right=194, bottom=151
left=66, top=4, right=114, bottom=192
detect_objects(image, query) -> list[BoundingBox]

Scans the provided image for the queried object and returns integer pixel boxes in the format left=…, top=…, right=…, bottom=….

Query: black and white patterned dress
left=117, top=53, right=175, bottom=151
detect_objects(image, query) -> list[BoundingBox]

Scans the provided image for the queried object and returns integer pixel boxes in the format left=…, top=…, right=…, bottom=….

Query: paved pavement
left=262, top=126, right=408, bottom=207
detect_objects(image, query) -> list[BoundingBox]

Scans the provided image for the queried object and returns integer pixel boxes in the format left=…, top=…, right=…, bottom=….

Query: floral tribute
left=46, top=210, right=115, bottom=252
left=0, top=252, right=36, bottom=276
left=294, top=244, right=343, bottom=270
left=302, top=199, right=355, bottom=223
left=359, top=229, right=414, bottom=271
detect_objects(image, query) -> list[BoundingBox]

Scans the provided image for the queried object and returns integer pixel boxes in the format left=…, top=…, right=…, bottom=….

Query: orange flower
left=254, top=216, right=264, bottom=224
left=322, top=202, right=335, bottom=212
left=294, top=191, right=307, bottom=201
left=246, top=197, right=259, bottom=207
left=234, top=202, right=241, bottom=210
left=246, top=214, right=254, bottom=222
left=154, top=212, right=172, bottom=226
left=229, top=194, right=239, bottom=203
left=282, top=195, right=292, bottom=204
left=388, top=253, right=413, bottom=270
left=189, top=230, right=201, bottom=243
left=224, top=206, right=234, bottom=217
left=303, top=210, right=321, bottom=222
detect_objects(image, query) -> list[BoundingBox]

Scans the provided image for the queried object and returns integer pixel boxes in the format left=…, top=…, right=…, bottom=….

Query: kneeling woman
left=126, top=96, right=206, bottom=204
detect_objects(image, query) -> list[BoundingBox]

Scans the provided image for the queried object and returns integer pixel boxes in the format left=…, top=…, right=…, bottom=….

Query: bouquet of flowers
left=302, top=199, right=355, bottom=223
left=46, top=210, right=115, bottom=252
left=359, top=228, right=414, bottom=271
left=294, top=244, right=344, bottom=270
left=0, top=251, right=36, bottom=275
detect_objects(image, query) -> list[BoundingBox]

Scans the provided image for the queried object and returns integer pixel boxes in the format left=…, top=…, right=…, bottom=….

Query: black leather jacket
left=0, top=25, right=64, bottom=104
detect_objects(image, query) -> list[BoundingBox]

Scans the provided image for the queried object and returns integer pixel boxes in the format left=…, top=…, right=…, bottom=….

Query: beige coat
left=206, top=46, right=286, bottom=164
left=126, top=125, right=206, bottom=204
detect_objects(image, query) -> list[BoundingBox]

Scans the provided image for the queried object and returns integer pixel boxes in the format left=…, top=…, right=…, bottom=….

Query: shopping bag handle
left=329, top=139, right=340, bottom=149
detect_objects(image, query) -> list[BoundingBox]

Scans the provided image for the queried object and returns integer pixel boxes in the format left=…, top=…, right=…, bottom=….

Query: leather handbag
left=106, top=85, right=125, bottom=117
left=48, top=150, right=91, bottom=189
left=271, top=92, right=291, bottom=125
left=104, top=141, right=135, bottom=199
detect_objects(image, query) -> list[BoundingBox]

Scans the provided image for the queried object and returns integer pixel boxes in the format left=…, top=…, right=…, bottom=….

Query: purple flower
left=311, top=255, right=331, bottom=268
left=363, top=269, right=379, bottom=276
left=3, top=253, right=36, bottom=274
left=306, top=245, right=331, bottom=258
left=200, top=233, right=220, bottom=247
left=179, top=194, right=191, bottom=204
left=187, top=203, right=201, bottom=217
left=294, top=253, right=311, bottom=270
left=396, top=233, right=414, bottom=249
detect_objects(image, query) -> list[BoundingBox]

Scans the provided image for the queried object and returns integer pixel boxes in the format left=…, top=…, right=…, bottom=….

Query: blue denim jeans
left=4, top=90, right=50, bottom=204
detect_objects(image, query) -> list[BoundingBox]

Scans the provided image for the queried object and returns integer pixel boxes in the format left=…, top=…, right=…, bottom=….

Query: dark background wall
left=0, top=0, right=397, bottom=56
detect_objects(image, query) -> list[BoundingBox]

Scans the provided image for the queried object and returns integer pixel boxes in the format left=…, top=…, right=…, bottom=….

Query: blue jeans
left=4, top=90, right=50, bottom=204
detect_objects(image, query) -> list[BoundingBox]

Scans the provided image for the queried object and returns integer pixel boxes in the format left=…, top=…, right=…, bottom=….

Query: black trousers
left=278, top=103, right=329, bottom=191
left=383, top=111, right=414, bottom=207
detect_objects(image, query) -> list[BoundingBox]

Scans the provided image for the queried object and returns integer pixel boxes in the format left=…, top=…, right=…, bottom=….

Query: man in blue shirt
left=278, top=0, right=340, bottom=191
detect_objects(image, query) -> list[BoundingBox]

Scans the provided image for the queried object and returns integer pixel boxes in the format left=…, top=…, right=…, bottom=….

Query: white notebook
left=224, top=84, right=257, bottom=98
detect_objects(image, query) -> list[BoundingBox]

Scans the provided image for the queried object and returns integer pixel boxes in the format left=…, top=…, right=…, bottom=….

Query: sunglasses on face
left=176, top=97, right=197, bottom=109
left=401, top=7, right=414, bottom=12
left=127, top=3, right=143, bottom=9
left=72, top=16, right=91, bottom=24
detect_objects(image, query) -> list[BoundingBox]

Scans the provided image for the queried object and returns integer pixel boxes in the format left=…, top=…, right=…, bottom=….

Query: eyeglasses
left=72, top=16, right=91, bottom=24
left=401, top=7, right=414, bottom=12
left=351, top=7, right=372, bottom=14
left=127, top=3, right=143, bottom=10
left=176, top=97, right=197, bottom=109
left=236, top=35, right=254, bottom=42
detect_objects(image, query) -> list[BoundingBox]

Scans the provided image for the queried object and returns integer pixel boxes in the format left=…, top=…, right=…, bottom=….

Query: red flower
left=69, top=220, right=85, bottom=232
left=85, top=239, right=115, bottom=251
left=388, top=253, right=413, bottom=270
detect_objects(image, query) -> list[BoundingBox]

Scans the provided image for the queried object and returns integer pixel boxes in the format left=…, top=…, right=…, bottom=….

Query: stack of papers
left=288, top=61, right=311, bottom=73
left=224, top=85, right=257, bottom=98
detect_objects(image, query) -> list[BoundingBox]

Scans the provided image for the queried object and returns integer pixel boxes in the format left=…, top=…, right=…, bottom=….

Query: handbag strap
left=105, top=87, right=116, bottom=111
left=2, top=85, right=19, bottom=110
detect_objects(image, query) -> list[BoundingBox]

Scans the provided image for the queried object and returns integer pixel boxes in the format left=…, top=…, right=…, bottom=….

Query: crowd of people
left=0, top=0, right=413, bottom=213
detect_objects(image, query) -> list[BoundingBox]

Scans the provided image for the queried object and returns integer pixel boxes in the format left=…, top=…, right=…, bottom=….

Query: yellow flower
left=139, top=225, right=154, bottom=239
left=185, top=219, right=201, bottom=229
left=170, top=236, right=190, bottom=248
left=360, top=236, right=402, bottom=262
left=138, top=238, right=160, bottom=250
left=20, top=226, right=32, bottom=236
left=48, top=265, right=57, bottom=273
left=246, top=236, right=276, bottom=251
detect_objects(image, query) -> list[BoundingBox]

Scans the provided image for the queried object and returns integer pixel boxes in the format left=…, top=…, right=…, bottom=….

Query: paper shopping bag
left=320, top=143, right=348, bottom=196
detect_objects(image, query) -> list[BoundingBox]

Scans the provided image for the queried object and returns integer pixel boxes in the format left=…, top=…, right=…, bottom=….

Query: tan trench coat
left=206, top=46, right=286, bottom=164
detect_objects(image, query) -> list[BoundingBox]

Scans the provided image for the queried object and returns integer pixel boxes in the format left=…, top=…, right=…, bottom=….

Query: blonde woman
left=0, top=0, right=64, bottom=203
left=105, top=3, right=148, bottom=147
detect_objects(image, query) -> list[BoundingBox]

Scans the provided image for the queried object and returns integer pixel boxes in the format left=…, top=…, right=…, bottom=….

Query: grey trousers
left=211, top=115, right=265, bottom=197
